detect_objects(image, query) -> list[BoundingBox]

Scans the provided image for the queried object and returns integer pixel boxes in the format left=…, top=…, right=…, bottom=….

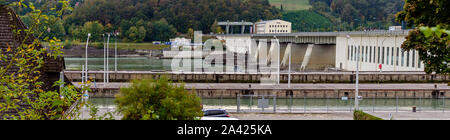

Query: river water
left=65, top=57, right=234, bottom=71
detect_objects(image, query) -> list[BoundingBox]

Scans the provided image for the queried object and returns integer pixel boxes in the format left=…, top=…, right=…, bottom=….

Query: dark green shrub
left=63, top=40, right=73, bottom=49
left=115, top=76, right=203, bottom=120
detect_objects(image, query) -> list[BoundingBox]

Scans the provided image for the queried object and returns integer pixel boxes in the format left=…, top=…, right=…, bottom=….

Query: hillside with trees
left=308, top=0, right=405, bottom=30
left=16, top=0, right=281, bottom=42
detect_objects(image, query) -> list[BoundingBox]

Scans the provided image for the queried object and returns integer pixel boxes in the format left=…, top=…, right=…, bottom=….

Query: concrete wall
left=89, top=87, right=449, bottom=99
left=65, top=71, right=450, bottom=83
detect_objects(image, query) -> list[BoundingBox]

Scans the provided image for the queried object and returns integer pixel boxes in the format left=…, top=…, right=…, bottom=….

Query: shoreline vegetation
left=43, top=42, right=171, bottom=50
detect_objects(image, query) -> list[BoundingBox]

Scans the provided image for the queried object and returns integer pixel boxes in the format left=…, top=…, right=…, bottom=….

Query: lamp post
left=115, top=32, right=119, bottom=72
left=346, top=34, right=359, bottom=111
left=85, top=33, right=90, bottom=81
left=84, top=33, right=91, bottom=99
left=103, top=34, right=106, bottom=84
left=288, top=43, right=291, bottom=88
left=106, top=34, right=110, bottom=83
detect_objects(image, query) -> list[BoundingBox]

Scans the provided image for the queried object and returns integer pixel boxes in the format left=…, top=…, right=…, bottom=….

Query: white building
left=335, top=31, right=424, bottom=72
left=254, top=19, right=292, bottom=34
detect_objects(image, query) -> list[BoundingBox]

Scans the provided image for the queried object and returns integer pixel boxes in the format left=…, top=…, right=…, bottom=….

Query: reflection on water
left=65, top=57, right=233, bottom=71
left=89, top=98, right=450, bottom=112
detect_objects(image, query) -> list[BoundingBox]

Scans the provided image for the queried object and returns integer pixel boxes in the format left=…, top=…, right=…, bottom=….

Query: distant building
left=389, top=26, right=402, bottom=31
left=254, top=19, right=292, bottom=34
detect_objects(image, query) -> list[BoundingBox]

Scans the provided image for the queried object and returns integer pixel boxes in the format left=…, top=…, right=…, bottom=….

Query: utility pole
left=347, top=34, right=359, bottom=110
left=288, top=43, right=292, bottom=88
left=103, top=34, right=106, bottom=84
left=106, top=34, right=110, bottom=83
left=84, top=33, right=90, bottom=100
left=85, top=33, right=90, bottom=82
left=115, top=33, right=119, bottom=72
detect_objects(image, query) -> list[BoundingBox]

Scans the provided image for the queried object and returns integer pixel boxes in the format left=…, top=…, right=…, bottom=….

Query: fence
left=201, top=94, right=450, bottom=113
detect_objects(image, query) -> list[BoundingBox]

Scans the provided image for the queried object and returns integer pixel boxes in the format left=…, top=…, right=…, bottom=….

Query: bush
left=115, top=76, right=203, bottom=120
left=93, top=42, right=104, bottom=49
left=353, top=110, right=383, bottom=120
left=63, top=40, right=73, bottom=49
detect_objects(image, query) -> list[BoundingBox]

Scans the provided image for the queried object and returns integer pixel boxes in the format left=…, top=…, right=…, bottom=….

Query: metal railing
left=201, top=94, right=449, bottom=113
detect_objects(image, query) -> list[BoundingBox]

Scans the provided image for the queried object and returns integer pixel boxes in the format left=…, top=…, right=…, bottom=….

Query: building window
left=396, top=48, right=399, bottom=66
left=365, top=46, right=368, bottom=62
left=407, top=50, right=410, bottom=67
left=387, top=47, right=390, bottom=65
left=401, top=49, right=405, bottom=67
left=362, top=46, right=365, bottom=62
left=382, top=47, right=385, bottom=64
left=373, top=46, right=376, bottom=63
left=348, top=45, right=351, bottom=61
left=378, top=47, right=380, bottom=64
left=358, top=46, right=361, bottom=61
left=369, top=46, right=372, bottom=63
left=412, top=50, right=416, bottom=68
left=351, top=45, right=354, bottom=61
left=391, top=47, right=394, bottom=65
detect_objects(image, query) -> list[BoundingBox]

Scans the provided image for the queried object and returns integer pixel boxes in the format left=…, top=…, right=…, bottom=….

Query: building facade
left=255, top=19, right=292, bottom=34
left=335, top=31, right=424, bottom=72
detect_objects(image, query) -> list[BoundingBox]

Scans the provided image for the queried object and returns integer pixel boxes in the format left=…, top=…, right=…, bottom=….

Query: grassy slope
left=269, top=0, right=311, bottom=11
left=283, top=10, right=333, bottom=32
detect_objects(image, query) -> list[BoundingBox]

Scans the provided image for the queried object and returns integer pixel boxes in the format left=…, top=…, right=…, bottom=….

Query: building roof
left=255, top=19, right=291, bottom=24
left=0, top=5, right=68, bottom=119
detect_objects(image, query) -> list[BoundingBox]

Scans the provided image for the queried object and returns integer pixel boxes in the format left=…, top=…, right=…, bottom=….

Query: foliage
left=0, top=0, right=83, bottom=120
left=283, top=10, right=333, bottom=32
left=396, top=0, right=450, bottom=74
left=210, top=19, right=224, bottom=34
left=115, top=77, right=203, bottom=120
left=147, top=20, right=177, bottom=42
left=353, top=110, right=383, bottom=120
left=81, top=21, right=104, bottom=42
left=13, top=0, right=281, bottom=42
left=268, top=0, right=311, bottom=11
left=126, top=26, right=139, bottom=43
left=303, top=0, right=405, bottom=31
left=186, top=28, right=194, bottom=40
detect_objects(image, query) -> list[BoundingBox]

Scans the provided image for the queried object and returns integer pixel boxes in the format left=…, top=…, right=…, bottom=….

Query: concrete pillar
left=226, top=20, right=230, bottom=34
left=241, top=20, right=245, bottom=34
left=300, top=44, right=314, bottom=71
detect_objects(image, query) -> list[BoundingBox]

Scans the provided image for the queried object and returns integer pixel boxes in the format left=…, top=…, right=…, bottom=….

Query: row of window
left=347, top=45, right=421, bottom=68
left=269, top=30, right=288, bottom=33
left=269, top=24, right=288, bottom=28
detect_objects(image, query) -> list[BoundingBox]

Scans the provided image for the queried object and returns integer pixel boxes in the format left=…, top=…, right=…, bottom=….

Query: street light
left=84, top=33, right=91, bottom=99
left=115, top=32, right=119, bottom=72
left=85, top=33, right=91, bottom=80
left=106, top=33, right=111, bottom=83
left=103, top=34, right=106, bottom=84
left=346, top=34, right=360, bottom=111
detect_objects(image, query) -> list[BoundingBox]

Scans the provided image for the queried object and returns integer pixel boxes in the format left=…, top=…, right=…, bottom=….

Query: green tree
left=149, top=20, right=177, bottom=41
left=137, top=26, right=146, bottom=43
left=396, top=0, right=449, bottom=74
left=82, top=21, right=104, bottom=42
left=126, top=26, right=138, bottom=42
left=186, top=28, right=194, bottom=40
left=115, top=77, right=203, bottom=120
